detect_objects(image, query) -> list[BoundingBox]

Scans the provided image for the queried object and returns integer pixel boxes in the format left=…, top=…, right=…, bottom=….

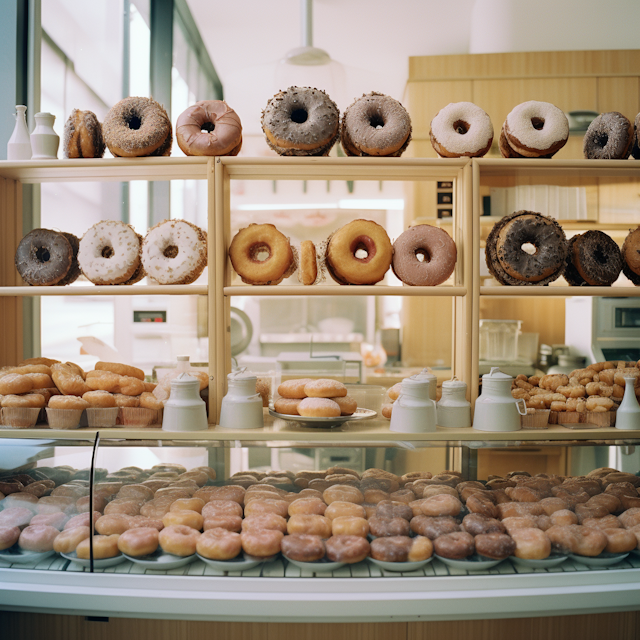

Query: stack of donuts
left=273, top=379, right=357, bottom=418
left=2, top=464, right=638, bottom=566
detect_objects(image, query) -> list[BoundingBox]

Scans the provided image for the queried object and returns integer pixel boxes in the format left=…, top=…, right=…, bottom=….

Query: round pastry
left=287, top=514, right=332, bottom=538
left=621, top=227, right=640, bottom=285
left=77, top=221, right=142, bottom=285
left=297, top=397, right=340, bottom=418
left=30, top=512, right=69, bottom=530
left=485, top=211, right=567, bottom=285
left=117, top=527, right=159, bottom=557
left=323, top=485, right=364, bottom=505
left=0, top=526, right=20, bottom=550
left=142, top=219, right=207, bottom=285
left=196, top=485, right=245, bottom=505
left=371, top=535, right=433, bottom=562
left=170, top=498, right=205, bottom=514
left=229, top=223, right=294, bottom=286
left=96, top=514, right=132, bottom=536
left=324, top=502, right=366, bottom=521
left=430, top=102, right=493, bottom=158
left=277, top=378, right=313, bottom=399
left=583, top=112, right=633, bottom=160
left=550, top=510, right=579, bottom=527
left=243, top=499, right=288, bottom=519
left=281, top=533, right=325, bottom=562
left=504, top=101, right=569, bottom=157
left=329, top=395, right=356, bottom=415
left=176, top=100, right=242, bottom=156
left=158, top=524, right=200, bottom=556
left=203, top=516, right=242, bottom=533
left=304, top=379, right=347, bottom=398
left=433, top=531, right=475, bottom=559
left=273, top=398, right=302, bottom=415
left=196, top=528, right=242, bottom=560
left=128, top=516, right=164, bottom=532
left=564, top=230, right=623, bottom=286
left=288, top=498, right=327, bottom=517
left=262, top=87, right=339, bottom=156
left=420, top=494, right=462, bottom=517
left=63, top=109, right=105, bottom=158
left=15, top=229, right=74, bottom=286
left=241, top=514, right=287, bottom=534
left=326, top=219, right=393, bottom=285
left=55, top=232, right=82, bottom=286
left=241, top=529, right=283, bottom=558
left=509, top=527, right=551, bottom=559
left=602, top=527, right=637, bottom=553
left=325, top=534, right=370, bottom=563
left=162, top=510, right=203, bottom=531
left=392, top=225, right=457, bottom=286
left=76, top=534, right=121, bottom=559
left=474, top=533, right=516, bottom=560
left=82, top=390, right=116, bottom=407
left=299, top=240, right=317, bottom=286
left=368, top=516, right=411, bottom=538
left=52, top=525, right=90, bottom=554
left=341, top=92, right=411, bottom=157
left=583, top=515, right=622, bottom=530
left=95, top=361, right=144, bottom=380
left=375, top=500, right=413, bottom=522
left=202, top=500, right=243, bottom=519
left=410, top=515, right=460, bottom=539
left=103, top=97, right=172, bottom=157
left=0, top=507, right=33, bottom=529
left=104, top=500, right=140, bottom=517
left=461, top=514, right=505, bottom=536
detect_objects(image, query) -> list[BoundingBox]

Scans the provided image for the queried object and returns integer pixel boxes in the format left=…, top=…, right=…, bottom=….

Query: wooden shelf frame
left=0, top=285, right=207, bottom=297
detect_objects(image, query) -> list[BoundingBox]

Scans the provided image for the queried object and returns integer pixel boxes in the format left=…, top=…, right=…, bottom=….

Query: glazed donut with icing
left=504, top=101, right=569, bottom=157
left=583, top=112, right=633, bottom=160
left=142, top=220, right=207, bottom=285
left=176, top=100, right=242, bottom=156
left=430, top=102, right=493, bottom=158
left=392, top=225, right=457, bottom=286
left=63, top=109, right=105, bottom=158
left=326, top=219, right=393, bottom=285
left=229, top=224, right=294, bottom=285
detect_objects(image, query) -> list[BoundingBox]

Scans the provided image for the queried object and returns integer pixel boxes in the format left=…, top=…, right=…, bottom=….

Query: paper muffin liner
left=45, top=408, right=84, bottom=429
left=119, top=407, right=161, bottom=427
left=521, top=409, right=550, bottom=430
left=1, top=407, right=41, bottom=428
left=86, top=407, right=120, bottom=428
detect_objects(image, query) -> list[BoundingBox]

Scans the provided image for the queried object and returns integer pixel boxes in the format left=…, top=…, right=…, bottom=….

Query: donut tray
left=268, top=408, right=376, bottom=429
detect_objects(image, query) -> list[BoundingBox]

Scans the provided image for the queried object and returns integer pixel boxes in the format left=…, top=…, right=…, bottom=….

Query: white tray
left=61, top=551, right=126, bottom=568
left=284, top=556, right=345, bottom=571
left=196, top=552, right=265, bottom=571
left=435, top=554, right=504, bottom=570
left=0, top=547, right=55, bottom=564
left=569, top=552, right=629, bottom=567
left=510, top=554, right=568, bottom=569
left=368, top=556, right=433, bottom=572
left=269, top=408, right=376, bottom=429
left=124, top=549, right=197, bottom=569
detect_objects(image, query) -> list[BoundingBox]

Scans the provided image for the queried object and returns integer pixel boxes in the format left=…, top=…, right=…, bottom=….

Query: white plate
left=569, top=552, right=629, bottom=567
left=510, top=554, right=568, bottom=569
left=123, top=549, right=197, bottom=569
left=368, top=556, right=433, bottom=572
left=435, top=554, right=504, bottom=570
left=269, top=408, right=376, bottom=429
left=0, top=547, right=55, bottom=564
left=284, top=556, right=345, bottom=571
left=196, top=552, right=264, bottom=571
left=61, top=551, right=126, bottom=568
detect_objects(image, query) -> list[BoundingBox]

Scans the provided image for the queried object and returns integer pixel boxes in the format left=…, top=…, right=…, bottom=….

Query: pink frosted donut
left=392, top=225, right=457, bottom=286
left=504, top=101, right=569, bottom=157
left=430, top=102, right=493, bottom=158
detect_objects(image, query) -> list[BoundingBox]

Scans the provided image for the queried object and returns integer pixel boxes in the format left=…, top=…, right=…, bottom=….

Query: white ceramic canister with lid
left=473, top=367, right=525, bottom=432
left=389, top=375, right=437, bottom=433
left=219, top=369, right=264, bottom=429
left=437, top=377, right=471, bottom=428
left=411, top=368, right=437, bottom=401
left=162, top=373, right=208, bottom=432
left=30, top=112, right=59, bottom=159
left=615, top=376, right=640, bottom=430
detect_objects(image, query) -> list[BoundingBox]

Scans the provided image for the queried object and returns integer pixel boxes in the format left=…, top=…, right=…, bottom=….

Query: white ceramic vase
left=30, top=112, right=59, bottom=159
left=7, top=105, right=32, bottom=160
left=615, top=376, right=640, bottom=430
left=162, top=373, right=208, bottom=432
left=219, top=370, right=264, bottom=429
left=437, top=377, right=471, bottom=428
left=389, top=376, right=437, bottom=433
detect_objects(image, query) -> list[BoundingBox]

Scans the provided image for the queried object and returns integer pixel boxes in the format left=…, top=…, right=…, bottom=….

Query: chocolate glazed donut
left=565, top=230, right=623, bottom=286
left=15, top=229, right=73, bottom=286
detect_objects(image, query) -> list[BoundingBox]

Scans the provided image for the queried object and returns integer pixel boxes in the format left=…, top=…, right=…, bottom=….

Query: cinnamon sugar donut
left=504, top=101, right=569, bottom=157
left=325, top=534, right=370, bottom=563
left=510, top=527, right=551, bottom=559
left=410, top=515, right=460, bottom=539
left=299, top=241, right=317, bottom=285
left=420, top=494, right=462, bottom=517
left=392, top=225, right=457, bottom=286
left=375, top=500, right=413, bottom=522
left=176, top=100, right=242, bottom=156
left=430, top=102, right=493, bottom=158
left=461, top=514, right=505, bottom=536
left=297, top=397, right=340, bottom=418
left=63, top=109, right=105, bottom=158
left=583, top=112, right=633, bottom=159
left=281, top=533, right=325, bottom=562
left=371, top=535, right=433, bottom=562
left=243, top=499, right=288, bottom=519
left=197, top=528, right=242, bottom=560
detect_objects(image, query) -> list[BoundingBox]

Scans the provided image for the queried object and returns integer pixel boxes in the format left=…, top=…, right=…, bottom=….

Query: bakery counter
left=1, top=555, right=639, bottom=622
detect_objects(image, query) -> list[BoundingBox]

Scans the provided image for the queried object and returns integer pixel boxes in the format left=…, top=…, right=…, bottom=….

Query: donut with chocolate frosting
left=176, top=100, right=242, bottom=156
left=583, top=112, right=633, bottom=160
left=564, top=230, right=622, bottom=286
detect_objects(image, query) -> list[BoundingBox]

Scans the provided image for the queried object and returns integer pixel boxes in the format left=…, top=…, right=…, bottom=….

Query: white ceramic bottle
left=7, top=105, right=32, bottom=160
left=615, top=376, right=640, bottom=430
left=30, top=112, right=59, bottom=159
left=473, top=367, right=526, bottom=432
left=389, top=375, right=437, bottom=433
left=162, top=373, right=208, bottom=432
left=219, top=369, right=264, bottom=430
left=412, top=368, right=437, bottom=401
left=437, top=377, right=471, bottom=428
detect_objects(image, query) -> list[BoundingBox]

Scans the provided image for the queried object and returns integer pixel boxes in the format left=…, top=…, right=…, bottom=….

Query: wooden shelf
left=480, top=285, right=640, bottom=297
left=474, top=157, right=640, bottom=178
left=0, top=285, right=207, bottom=297
left=224, top=285, right=466, bottom=297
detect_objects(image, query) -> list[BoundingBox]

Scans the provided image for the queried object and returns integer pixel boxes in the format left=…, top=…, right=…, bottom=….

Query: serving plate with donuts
left=509, top=554, right=569, bottom=569
left=568, top=552, right=629, bottom=568
left=268, top=407, right=376, bottom=429
left=123, top=549, right=198, bottom=570
left=283, top=556, right=346, bottom=572
left=0, top=546, right=55, bottom=565
left=61, top=550, right=127, bottom=569
left=434, top=554, right=504, bottom=571
left=367, top=556, right=433, bottom=572
left=196, top=552, right=265, bottom=571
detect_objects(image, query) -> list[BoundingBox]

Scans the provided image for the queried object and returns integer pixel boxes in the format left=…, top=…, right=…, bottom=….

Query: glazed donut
left=0, top=526, right=20, bottom=550
left=103, top=97, right=172, bottom=157
left=96, top=514, right=132, bottom=536
left=18, top=525, right=59, bottom=552
left=324, top=502, right=366, bottom=521
left=392, top=225, right=457, bottom=286
left=602, top=527, right=637, bottom=553
left=304, top=379, right=347, bottom=398
left=583, top=112, right=633, bottom=159
left=241, top=529, right=283, bottom=558
left=52, top=525, right=90, bottom=554
left=158, top=524, right=200, bottom=556
left=325, top=534, right=370, bottom=563
left=196, top=485, right=245, bottom=505
left=63, top=109, right=105, bottom=158
left=273, top=398, right=302, bottom=415
left=281, top=533, right=325, bottom=562
left=288, top=498, right=326, bottom=517
left=550, top=510, right=579, bottom=527
left=486, top=211, right=567, bottom=285
left=78, top=221, right=142, bottom=285
left=118, top=484, right=154, bottom=502
left=341, top=92, right=411, bottom=157
left=277, top=378, right=313, bottom=399
left=509, top=527, right=551, bottom=559
left=583, top=515, right=622, bottom=530
left=241, top=514, right=287, bottom=534
left=176, top=100, right=242, bottom=156
left=621, top=227, right=640, bottom=285
left=326, top=219, right=393, bottom=285
left=77, top=534, right=121, bottom=559
left=504, top=101, right=569, bottom=157
left=461, top=514, right=505, bottom=536
left=323, top=485, right=364, bottom=505
left=474, top=533, right=516, bottom=560
left=29, top=512, right=69, bottom=530
left=202, top=500, right=243, bottom=519
left=287, top=514, right=332, bottom=538
left=297, top=397, right=341, bottom=418
left=430, top=102, right=493, bottom=158
left=375, top=501, right=413, bottom=522
left=0, top=372, right=34, bottom=395
left=197, top=528, right=242, bottom=560
left=565, top=231, right=622, bottom=286
left=0, top=507, right=33, bottom=529
left=142, top=219, right=207, bottom=285
left=15, top=229, right=74, bottom=286
left=368, top=516, right=410, bottom=538
left=262, top=87, right=339, bottom=156
left=243, top=499, right=288, bottom=519
left=162, top=510, right=203, bottom=531
left=433, top=531, right=475, bottom=559
left=117, top=527, right=159, bottom=557
left=170, top=498, right=205, bottom=514
left=204, top=516, right=242, bottom=533
left=299, top=241, right=317, bottom=285
left=410, top=515, right=459, bottom=540
left=128, top=516, right=164, bottom=531
left=420, top=494, right=462, bottom=517
left=82, top=390, right=116, bottom=407
left=331, top=516, right=369, bottom=538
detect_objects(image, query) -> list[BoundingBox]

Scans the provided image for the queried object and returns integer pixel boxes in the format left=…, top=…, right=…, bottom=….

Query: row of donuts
left=15, top=219, right=207, bottom=287
left=231, top=220, right=457, bottom=287
left=486, top=211, right=640, bottom=286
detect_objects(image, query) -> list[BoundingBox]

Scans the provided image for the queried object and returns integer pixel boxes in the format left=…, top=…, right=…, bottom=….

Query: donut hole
left=201, top=122, right=215, bottom=133
left=291, top=109, right=308, bottom=124
left=415, top=249, right=430, bottom=263
left=531, top=117, right=545, bottom=131
left=453, top=120, right=469, bottom=135
left=521, top=242, right=537, bottom=256
left=595, top=132, right=609, bottom=148
left=35, top=246, right=51, bottom=263
left=250, top=243, right=271, bottom=263
left=369, top=115, right=385, bottom=130
left=163, top=245, right=179, bottom=259
left=594, top=246, right=608, bottom=264
left=101, top=246, right=114, bottom=259
left=127, top=115, right=142, bottom=131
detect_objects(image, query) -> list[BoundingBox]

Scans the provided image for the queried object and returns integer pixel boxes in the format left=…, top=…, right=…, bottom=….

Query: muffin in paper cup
left=86, top=407, right=120, bottom=428
left=45, top=408, right=84, bottom=429
left=521, top=409, right=550, bottom=429
left=119, top=407, right=161, bottom=427
left=2, top=407, right=41, bottom=428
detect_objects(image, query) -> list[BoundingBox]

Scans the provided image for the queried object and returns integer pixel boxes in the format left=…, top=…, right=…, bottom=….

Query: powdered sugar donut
left=78, top=221, right=142, bottom=285
left=430, top=102, right=493, bottom=158
left=504, top=101, right=569, bottom=157
left=142, top=220, right=207, bottom=285
left=304, top=379, right=347, bottom=398
left=297, top=397, right=341, bottom=418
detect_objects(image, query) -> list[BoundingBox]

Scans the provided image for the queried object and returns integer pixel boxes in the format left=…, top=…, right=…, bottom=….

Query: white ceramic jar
left=30, top=112, right=59, bottom=159
left=437, top=377, right=471, bottom=428
left=615, top=376, right=640, bottom=430
left=7, top=105, right=32, bottom=160
left=162, top=373, right=208, bottom=432
left=219, top=370, right=264, bottom=430
left=412, top=368, right=437, bottom=401
left=473, top=367, right=525, bottom=432
left=389, top=376, right=437, bottom=433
